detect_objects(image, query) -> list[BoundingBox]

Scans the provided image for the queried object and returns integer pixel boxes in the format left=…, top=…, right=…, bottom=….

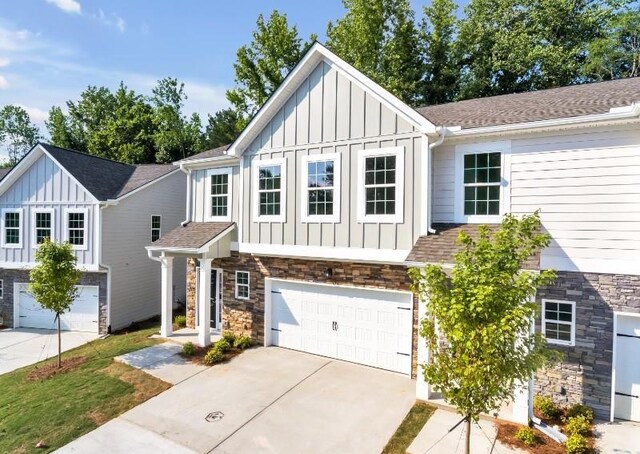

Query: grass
left=0, top=324, right=170, bottom=453
left=382, top=402, right=436, bottom=454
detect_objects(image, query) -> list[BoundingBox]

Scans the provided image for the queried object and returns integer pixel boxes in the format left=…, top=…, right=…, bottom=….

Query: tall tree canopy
left=203, top=108, right=241, bottom=150
left=0, top=105, right=42, bottom=165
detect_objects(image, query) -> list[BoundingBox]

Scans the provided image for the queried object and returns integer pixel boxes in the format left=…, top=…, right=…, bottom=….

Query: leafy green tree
left=327, top=0, right=424, bottom=105
left=408, top=213, right=558, bottom=453
left=0, top=105, right=42, bottom=165
left=421, top=0, right=459, bottom=104
left=203, top=108, right=241, bottom=149
left=227, top=10, right=316, bottom=124
left=46, top=106, right=79, bottom=151
left=29, top=239, right=80, bottom=369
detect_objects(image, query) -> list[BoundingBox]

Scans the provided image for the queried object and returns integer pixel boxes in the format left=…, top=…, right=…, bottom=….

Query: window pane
left=489, top=152, right=501, bottom=167
left=464, top=201, right=475, bottom=215
left=488, top=201, right=500, bottom=215
left=464, top=154, right=475, bottom=169
left=5, top=212, right=19, bottom=228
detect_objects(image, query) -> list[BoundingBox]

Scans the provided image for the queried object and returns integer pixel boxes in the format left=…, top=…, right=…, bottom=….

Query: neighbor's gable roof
left=178, top=144, right=230, bottom=164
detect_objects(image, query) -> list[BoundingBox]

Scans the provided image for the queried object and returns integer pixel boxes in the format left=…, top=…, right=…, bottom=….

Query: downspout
left=427, top=126, right=448, bottom=234
left=98, top=201, right=115, bottom=335
left=180, top=163, right=192, bottom=226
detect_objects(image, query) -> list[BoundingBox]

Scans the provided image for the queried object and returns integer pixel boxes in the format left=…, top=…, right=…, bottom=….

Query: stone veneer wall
left=0, top=268, right=109, bottom=334
left=185, top=252, right=420, bottom=378
left=534, top=271, right=640, bottom=419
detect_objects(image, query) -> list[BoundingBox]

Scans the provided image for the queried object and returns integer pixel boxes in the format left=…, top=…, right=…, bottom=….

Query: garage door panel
left=614, top=315, right=640, bottom=422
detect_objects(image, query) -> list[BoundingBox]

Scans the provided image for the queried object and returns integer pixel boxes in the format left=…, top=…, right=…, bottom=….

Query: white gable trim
left=227, top=42, right=437, bottom=157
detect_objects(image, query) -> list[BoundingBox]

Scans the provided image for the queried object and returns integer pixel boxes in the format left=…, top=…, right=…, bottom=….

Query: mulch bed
left=497, top=422, right=565, bottom=454
left=180, top=345, right=245, bottom=365
left=25, top=356, right=87, bottom=381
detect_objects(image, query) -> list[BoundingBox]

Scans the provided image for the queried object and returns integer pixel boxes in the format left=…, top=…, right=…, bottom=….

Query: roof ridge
left=39, top=142, right=135, bottom=169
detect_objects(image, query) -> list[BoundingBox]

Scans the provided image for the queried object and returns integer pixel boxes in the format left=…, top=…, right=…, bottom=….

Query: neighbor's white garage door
left=270, top=280, right=413, bottom=375
left=15, top=283, right=99, bottom=333
left=614, top=314, right=640, bottom=422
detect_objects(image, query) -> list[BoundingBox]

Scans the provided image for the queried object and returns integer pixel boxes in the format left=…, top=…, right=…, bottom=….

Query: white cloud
left=0, top=75, right=9, bottom=89
left=0, top=57, right=9, bottom=68
left=18, top=105, right=49, bottom=124
left=116, top=17, right=125, bottom=33
left=45, top=0, right=81, bottom=15
left=0, top=27, right=38, bottom=52
left=94, top=9, right=126, bottom=33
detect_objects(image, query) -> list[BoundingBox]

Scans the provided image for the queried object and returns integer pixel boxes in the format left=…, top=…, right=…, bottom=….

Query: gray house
left=148, top=43, right=640, bottom=424
left=0, top=143, right=186, bottom=334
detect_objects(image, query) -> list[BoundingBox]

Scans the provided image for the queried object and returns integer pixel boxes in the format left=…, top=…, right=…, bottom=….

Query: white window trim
left=235, top=270, right=250, bottom=300
left=453, top=140, right=511, bottom=224
left=541, top=299, right=576, bottom=347
left=151, top=214, right=162, bottom=242
left=300, top=153, right=341, bottom=223
left=2, top=208, right=23, bottom=249
left=252, top=157, right=287, bottom=223
left=31, top=208, right=55, bottom=248
left=357, top=146, right=405, bottom=224
left=206, top=167, right=233, bottom=222
left=64, top=208, right=89, bottom=251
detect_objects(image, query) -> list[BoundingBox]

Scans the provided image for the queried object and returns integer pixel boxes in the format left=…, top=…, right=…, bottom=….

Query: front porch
left=146, top=221, right=235, bottom=348
left=153, top=327, right=222, bottom=346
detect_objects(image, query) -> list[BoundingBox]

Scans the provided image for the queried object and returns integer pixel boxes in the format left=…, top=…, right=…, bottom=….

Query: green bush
left=514, top=426, right=538, bottom=446
left=564, top=415, right=591, bottom=437
left=214, top=338, right=232, bottom=353
left=221, top=331, right=236, bottom=343
left=182, top=341, right=196, bottom=356
left=565, top=434, right=588, bottom=454
left=174, top=315, right=187, bottom=327
left=234, top=335, right=252, bottom=350
left=204, top=347, right=224, bottom=365
left=565, top=404, right=594, bottom=423
left=534, top=395, right=560, bottom=419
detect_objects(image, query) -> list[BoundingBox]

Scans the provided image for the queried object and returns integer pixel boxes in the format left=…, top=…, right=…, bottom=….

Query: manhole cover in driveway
left=205, top=411, right=224, bottom=422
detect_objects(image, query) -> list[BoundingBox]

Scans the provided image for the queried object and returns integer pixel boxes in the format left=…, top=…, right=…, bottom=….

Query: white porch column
left=197, top=258, right=212, bottom=347
left=160, top=255, right=174, bottom=338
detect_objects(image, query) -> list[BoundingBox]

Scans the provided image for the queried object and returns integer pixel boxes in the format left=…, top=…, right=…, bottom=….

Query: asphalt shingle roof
left=149, top=222, right=235, bottom=249
left=180, top=144, right=230, bottom=163
left=116, top=164, right=176, bottom=198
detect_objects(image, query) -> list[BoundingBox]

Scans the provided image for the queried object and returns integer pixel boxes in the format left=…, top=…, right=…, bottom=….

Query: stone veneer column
left=186, top=257, right=197, bottom=329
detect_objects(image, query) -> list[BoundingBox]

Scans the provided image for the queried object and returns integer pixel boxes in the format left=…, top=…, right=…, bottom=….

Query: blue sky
left=0, top=0, right=461, bottom=136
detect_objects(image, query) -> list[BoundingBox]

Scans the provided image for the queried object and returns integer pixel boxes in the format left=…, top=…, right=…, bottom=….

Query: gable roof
left=417, top=77, right=640, bottom=130
left=115, top=164, right=177, bottom=198
left=147, top=222, right=235, bottom=252
left=179, top=144, right=230, bottom=164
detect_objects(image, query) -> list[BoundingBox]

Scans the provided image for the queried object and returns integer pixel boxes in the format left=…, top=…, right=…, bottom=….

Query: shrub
left=182, top=342, right=196, bottom=356
left=234, top=335, right=252, bottom=350
left=534, top=395, right=560, bottom=419
left=221, top=331, right=236, bottom=343
left=565, top=404, right=594, bottom=423
left=564, top=415, right=591, bottom=437
left=514, top=426, right=538, bottom=446
left=174, top=315, right=187, bottom=327
left=214, top=338, right=232, bottom=353
left=565, top=434, right=588, bottom=454
left=204, top=347, right=224, bottom=365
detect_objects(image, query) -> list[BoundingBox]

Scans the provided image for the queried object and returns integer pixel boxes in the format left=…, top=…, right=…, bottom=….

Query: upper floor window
left=2, top=209, right=22, bottom=248
left=301, top=153, right=341, bottom=223
left=208, top=167, right=232, bottom=222
left=542, top=299, right=576, bottom=346
left=253, top=157, right=286, bottom=222
left=65, top=209, right=87, bottom=250
left=357, top=147, right=404, bottom=223
left=151, top=215, right=161, bottom=242
left=33, top=210, right=54, bottom=246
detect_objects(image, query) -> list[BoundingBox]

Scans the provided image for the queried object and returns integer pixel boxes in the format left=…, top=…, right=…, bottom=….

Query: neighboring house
left=0, top=143, right=186, bottom=334
left=147, top=43, right=640, bottom=424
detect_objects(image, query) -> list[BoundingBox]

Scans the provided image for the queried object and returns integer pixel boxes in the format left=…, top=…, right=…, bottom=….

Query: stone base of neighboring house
left=185, top=252, right=420, bottom=378
left=0, top=268, right=109, bottom=334
left=534, top=271, right=640, bottom=420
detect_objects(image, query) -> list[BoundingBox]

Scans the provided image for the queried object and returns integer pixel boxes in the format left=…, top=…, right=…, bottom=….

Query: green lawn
left=0, top=325, right=170, bottom=453
left=383, top=401, right=436, bottom=454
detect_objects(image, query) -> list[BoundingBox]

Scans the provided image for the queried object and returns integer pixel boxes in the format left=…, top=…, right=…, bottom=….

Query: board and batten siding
left=432, top=126, right=640, bottom=274
left=0, top=153, right=97, bottom=267
left=240, top=60, right=424, bottom=251
left=102, top=171, right=187, bottom=330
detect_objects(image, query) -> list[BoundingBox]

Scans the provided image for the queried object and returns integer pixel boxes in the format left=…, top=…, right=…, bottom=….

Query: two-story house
left=147, top=43, right=640, bottom=424
left=0, top=143, right=186, bottom=334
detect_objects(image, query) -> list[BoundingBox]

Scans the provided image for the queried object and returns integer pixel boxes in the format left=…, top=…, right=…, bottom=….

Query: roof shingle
left=180, top=144, right=230, bottom=163
left=149, top=222, right=235, bottom=250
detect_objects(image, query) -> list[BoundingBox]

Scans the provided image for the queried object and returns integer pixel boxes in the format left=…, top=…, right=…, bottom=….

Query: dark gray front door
left=210, top=270, right=222, bottom=329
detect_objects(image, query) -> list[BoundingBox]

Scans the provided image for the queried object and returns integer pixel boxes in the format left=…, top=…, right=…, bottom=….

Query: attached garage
left=268, top=279, right=413, bottom=375
left=15, top=283, right=100, bottom=333
left=613, top=313, right=640, bottom=422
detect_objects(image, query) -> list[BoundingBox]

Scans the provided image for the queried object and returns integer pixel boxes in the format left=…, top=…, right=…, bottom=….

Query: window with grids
left=364, top=155, right=396, bottom=215
left=0, top=279, right=3, bottom=299
left=258, top=165, right=281, bottom=216
left=67, top=212, right=85, bottom=246
left=35, top=212, right=52, bottom=244
left=463, top=152, right=501, bottom=216
left=543, top=300, right=575, bottom=345
left=306, top=160, right=335, bottom=216
left=4, top=212, right=20, bottom=245
left=210, top=174, right=229, bottom=217
left=151, top=215, right=161, bottom=242
left=235, top=271, right=250, bottom=299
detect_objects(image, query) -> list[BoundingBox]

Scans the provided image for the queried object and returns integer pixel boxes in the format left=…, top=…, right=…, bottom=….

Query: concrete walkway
left=0, top=328, right=99, bottom=375
left=58, top=347, right=414, bottom=454
left=115, top=342, right=207, bottom=384
left=595, top=420, right=640, bottom=454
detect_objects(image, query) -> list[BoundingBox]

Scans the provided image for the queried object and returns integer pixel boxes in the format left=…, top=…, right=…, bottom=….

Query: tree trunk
left=57, top=314, right=61, bottom=369
left=465, top=416, right=471, bottom=454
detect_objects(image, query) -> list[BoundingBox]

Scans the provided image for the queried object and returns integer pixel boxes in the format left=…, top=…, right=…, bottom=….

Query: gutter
left=426, top=127, right=448, bottom=234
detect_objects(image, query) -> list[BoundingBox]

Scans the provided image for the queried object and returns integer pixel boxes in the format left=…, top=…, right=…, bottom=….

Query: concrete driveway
left=0, top=328, right=99, bottom=375
left=59, top=347, right=415, bottom=454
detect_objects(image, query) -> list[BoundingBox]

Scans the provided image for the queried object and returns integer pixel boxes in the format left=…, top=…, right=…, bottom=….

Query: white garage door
left=614, top=315, right=640, bottom=422
left=16, top=283, right=100, bottom=333
left=270, top=280, right=413, bottom=375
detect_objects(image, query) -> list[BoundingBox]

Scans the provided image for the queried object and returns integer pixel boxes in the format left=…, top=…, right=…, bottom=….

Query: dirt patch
left=25, top=356, right=87, bottom=381
left=103, top=362, right=171, bottom=399
left=181, top=346, right=245, bottom=365
left=497, top=422, right=565, bottom=454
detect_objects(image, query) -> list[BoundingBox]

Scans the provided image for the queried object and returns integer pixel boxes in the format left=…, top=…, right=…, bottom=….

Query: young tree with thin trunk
left=0, top=105, right=41, bottom=165
left=408, top=213, right=559, bottom=453
left=29, top=239, right=80, bottom=369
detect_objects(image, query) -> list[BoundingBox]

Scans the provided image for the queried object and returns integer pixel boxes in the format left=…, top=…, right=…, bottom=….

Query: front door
left=210, top=269, right=223, bottom=330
